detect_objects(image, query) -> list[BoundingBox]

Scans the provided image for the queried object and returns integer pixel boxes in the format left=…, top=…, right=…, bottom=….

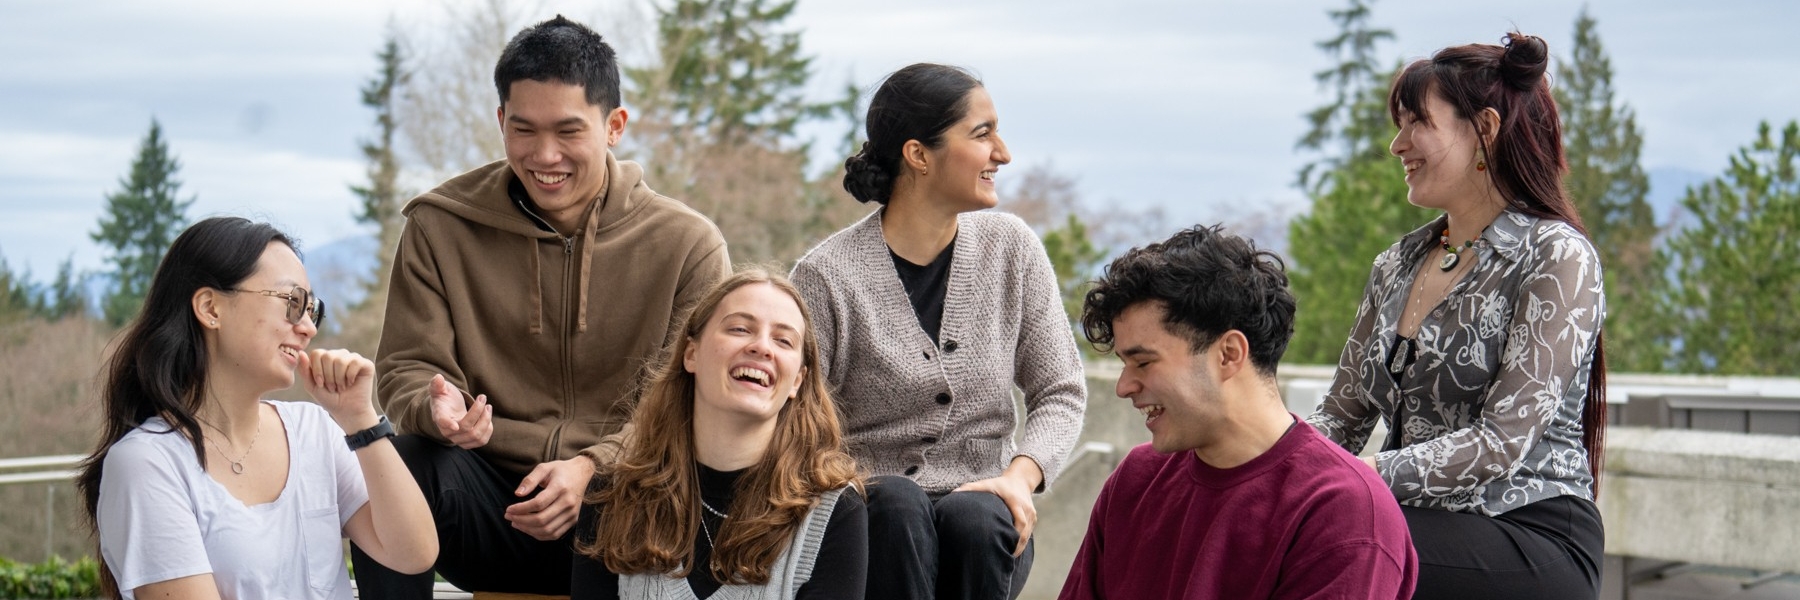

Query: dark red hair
left=1388, top=32, right=1608, bottom=494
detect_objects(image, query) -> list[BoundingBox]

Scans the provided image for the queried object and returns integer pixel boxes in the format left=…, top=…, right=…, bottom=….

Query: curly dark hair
left=1081, top=224, right=1295, bottom=376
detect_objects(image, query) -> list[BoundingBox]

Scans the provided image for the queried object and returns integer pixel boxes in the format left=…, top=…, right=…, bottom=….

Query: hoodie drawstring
left=528, top=238, right=545, bottom=335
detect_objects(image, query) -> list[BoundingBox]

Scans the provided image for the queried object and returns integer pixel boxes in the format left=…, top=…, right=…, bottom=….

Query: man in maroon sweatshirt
left=1062, top=224, right=1416, bottom=600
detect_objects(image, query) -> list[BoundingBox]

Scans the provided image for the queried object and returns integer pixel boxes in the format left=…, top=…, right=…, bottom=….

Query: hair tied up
left=1499, top=32, right=1550, bottom=91
left=842, top=143, right=894, bottom=205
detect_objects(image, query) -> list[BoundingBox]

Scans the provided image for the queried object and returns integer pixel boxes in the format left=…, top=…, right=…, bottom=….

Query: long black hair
left=76, top=216, right=297, bottom=596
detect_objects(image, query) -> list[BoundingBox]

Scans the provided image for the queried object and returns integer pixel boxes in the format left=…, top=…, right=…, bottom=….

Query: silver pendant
left=1438, top=252, right=1459, bottom=271
left=230, top=461, right=245, bottom=475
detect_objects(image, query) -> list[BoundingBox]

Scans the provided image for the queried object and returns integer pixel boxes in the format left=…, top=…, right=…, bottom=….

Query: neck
left=692, top=408, right=775, bottom=472
left=881, top=189, right=961, bottom=265
left=196, top=379, right=264, bottom=443
left=1444, top=197, right=1505, bottom=247
left=1192, top=380, right=1294, bottom=469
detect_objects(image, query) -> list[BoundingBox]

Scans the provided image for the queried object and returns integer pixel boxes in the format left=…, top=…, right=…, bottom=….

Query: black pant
left=1406, top=495, right=1604, bottom=600
left=350, top=435, right=573, bottom=599
left=864, top=475, right=1033, bottom=600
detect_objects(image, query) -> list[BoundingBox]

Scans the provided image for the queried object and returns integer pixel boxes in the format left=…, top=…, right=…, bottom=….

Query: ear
left=900, top=139, right=931, bottom=177
left=605, top=106, right=629, bottom=147
left=496, top=105, right=507, bottom=131
left=192, top=287, right=223, bottom=330
left=1475, top=107, right=1501, bottom=147
left=1214, top=330, right=1251, bottom=383
left=682, top=336, right=700, bottom=374
left=791, top=366, right=807, bottom=400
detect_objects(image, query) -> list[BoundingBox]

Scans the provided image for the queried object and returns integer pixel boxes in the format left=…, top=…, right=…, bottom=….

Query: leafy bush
left=0, top=555, right=99, bottom=599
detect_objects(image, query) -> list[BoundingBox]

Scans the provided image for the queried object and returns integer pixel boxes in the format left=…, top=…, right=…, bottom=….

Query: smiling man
left=1060, top=224, right=1415, bottom=600
left=352, top=15, right=730, bottom=599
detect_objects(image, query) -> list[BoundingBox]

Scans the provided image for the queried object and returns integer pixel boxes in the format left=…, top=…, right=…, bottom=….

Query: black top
left=570, top=463, right=868, bottom=599
left=890, top=236, right=957, bottom=345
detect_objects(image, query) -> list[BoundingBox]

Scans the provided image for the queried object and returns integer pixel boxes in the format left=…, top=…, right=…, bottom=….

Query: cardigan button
left=935, top=393, right=951, bottom=405
left=921, top=436, right=938, bottom=444
left=904, top=465, right=919, bottom=476
left=943, top=340, right=959, bottom=353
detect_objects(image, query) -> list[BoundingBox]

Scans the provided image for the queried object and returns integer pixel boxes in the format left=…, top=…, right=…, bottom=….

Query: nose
left=744, top=334, right=773, bottom=358
left=1115, top=371, right=1139, bottom=399
left=531, top=136, right=562, bottom=166
left=1389, top=127, right=1408, bottom=157
left=993, top=132, right=1012, bottom=165
left=296, top=315, right=317, bottom=341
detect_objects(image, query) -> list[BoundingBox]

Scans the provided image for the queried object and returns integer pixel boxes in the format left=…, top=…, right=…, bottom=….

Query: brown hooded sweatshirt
left=377, top=152, right=730, bottom=476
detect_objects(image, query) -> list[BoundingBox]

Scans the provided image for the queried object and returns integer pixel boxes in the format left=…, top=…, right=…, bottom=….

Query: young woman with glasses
left=75, top=216, right=437, bottom=599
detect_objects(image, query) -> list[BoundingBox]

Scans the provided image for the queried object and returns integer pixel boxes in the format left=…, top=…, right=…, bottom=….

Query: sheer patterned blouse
left=1306, top=210, right=1604, bottom=516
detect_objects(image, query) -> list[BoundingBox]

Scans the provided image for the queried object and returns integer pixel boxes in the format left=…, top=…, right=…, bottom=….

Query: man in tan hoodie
left=349, top=16, right=731, bottom=599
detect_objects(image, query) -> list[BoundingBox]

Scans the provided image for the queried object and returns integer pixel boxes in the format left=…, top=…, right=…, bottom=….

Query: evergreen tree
left=1656, top=121, right=1800, bottom=375
left=623, top=0, right=862, bottom=265
left=45, top=257, right=85, bottom=320
left=0, top=254, right=38, bottom=324
left=92, top=119, right=193, bottom=326
left=1286, top=0, right=1429, bottom=364
left=629, top=0, right=819, bottom=146
left=1554, top=9, right=1660, bottom=371
left=351, top=34, right=409, bottom=306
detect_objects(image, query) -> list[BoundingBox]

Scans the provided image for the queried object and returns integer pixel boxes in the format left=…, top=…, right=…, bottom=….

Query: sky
left=1, top=0, right=1796, bottom=281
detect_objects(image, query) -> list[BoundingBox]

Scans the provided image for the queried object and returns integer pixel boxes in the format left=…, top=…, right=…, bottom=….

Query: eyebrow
left=507, top=115, right=588, bottom=129
left=1118, top=346, right=1155, bottom=361
left=721, top=312, right=802, bottom=335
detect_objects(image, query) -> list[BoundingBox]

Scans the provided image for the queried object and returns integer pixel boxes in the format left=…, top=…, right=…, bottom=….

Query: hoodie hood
left=403, top=150, right=656, bottom=334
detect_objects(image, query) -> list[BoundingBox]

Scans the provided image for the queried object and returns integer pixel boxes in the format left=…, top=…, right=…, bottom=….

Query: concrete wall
left=1599, top=427, right=1800, bottom=574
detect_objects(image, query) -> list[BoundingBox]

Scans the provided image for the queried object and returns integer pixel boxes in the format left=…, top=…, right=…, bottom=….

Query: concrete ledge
left=1600, top=427, right=1800, bottom=574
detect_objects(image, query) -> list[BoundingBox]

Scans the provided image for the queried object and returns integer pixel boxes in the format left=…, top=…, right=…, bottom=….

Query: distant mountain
left=303, top=233, right=379, bottom=310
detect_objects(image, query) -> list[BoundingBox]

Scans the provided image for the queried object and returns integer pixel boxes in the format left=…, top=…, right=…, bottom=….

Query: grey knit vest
left=617, top=488, right=845, bottom=599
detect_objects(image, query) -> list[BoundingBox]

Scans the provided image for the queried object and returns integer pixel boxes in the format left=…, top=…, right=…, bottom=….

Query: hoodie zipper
left=515, top=199, right=578, bottom=463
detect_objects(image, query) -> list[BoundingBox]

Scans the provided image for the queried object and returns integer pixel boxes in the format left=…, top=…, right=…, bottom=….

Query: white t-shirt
left=97, top=401, right=370, bottom=600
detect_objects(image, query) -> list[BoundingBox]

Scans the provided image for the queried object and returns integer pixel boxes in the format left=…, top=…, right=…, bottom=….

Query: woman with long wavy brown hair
left=571, top=268, right=866, bottom=599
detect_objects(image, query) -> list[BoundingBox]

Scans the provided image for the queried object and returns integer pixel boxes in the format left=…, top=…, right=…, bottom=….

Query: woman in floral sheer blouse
left=1306, top=32, right=1607, bottom=600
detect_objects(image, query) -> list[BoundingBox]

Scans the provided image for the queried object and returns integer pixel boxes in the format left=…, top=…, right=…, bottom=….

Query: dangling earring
left=1475, top=149, right=1487, bottom=172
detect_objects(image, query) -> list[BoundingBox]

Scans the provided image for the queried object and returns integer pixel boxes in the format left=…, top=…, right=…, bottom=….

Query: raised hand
left=300, top=349, right=381, bottom=433
left=428, top=374, right=492, bottom=449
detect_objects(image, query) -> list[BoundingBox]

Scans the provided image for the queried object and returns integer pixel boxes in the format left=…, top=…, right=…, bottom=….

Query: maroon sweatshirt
left=1060, top=421, right=1417, bottom=600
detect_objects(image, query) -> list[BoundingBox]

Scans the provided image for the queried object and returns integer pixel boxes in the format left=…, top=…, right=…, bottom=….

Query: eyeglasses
left=231, top=286, right=326, bottom=328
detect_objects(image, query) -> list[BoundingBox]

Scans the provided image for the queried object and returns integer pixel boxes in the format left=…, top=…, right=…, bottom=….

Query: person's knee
left=866, top=475, right=933, bottom=524
left=933, top=491, right=1017, bottom=548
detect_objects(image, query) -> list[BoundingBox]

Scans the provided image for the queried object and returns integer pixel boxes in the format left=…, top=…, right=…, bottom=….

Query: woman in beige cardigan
left=791, top=63, right=1087, bottom=600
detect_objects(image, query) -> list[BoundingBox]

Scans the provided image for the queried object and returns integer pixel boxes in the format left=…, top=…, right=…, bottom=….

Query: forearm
left=350, top=435, right=438, bottom=573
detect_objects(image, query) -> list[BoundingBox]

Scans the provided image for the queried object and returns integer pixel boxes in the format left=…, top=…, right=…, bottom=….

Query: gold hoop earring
left=1475, top=150, right=1487, bottom=172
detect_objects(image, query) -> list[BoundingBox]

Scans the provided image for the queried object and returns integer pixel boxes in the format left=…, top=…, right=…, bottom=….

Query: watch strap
left=345, top=415, right=396, bottom=451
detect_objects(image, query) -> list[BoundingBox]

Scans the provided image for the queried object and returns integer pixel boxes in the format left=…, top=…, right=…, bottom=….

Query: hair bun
left=1499, top=32, right=1549, bottom=91
left=842, top=146, right=895, bottom=205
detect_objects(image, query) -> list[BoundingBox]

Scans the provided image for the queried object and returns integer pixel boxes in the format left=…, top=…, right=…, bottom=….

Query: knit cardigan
left=791, top=209, right=1087, bottom=493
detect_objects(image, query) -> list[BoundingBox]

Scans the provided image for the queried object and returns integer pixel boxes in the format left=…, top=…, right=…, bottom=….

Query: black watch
left=345, top=415, right=396, bottom=451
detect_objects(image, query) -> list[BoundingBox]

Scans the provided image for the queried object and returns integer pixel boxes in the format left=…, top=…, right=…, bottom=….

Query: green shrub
left=0, top=555, right=99, bottom=599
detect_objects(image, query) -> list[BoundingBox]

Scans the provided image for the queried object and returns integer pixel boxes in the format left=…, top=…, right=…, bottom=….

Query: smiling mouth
left=979, top=170, right=995, bottom=182
left=1138, top=404, right=1164, bottom=422
left=532, top=171, right=569, bottom=185
left=1402, top=161, right=1422, bottom=175
left=280, top=346, right=300, bottom=359
left=730, top=366, right=772, bottom=387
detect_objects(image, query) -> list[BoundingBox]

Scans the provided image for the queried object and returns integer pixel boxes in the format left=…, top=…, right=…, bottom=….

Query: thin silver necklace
left=699, top=498, right=729, bottom=549
left=202, top=415, right=262, bottom=475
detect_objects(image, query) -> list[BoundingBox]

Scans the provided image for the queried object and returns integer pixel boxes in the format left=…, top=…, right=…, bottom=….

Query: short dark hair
left=842, top=63, right=983, bottom=204
left=1081, top=224, right=1296, bottom=377
left=494, top=15, right=621, bottom=110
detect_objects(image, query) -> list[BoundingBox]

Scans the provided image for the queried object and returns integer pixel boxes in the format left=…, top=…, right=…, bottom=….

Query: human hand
left=954, top=469, right=1039, bottom=557
left=429, top=374, right=491, bottom=449
left=503, top=455, right=596, bottom=541
left=300, top=349, right=380, bottom=433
